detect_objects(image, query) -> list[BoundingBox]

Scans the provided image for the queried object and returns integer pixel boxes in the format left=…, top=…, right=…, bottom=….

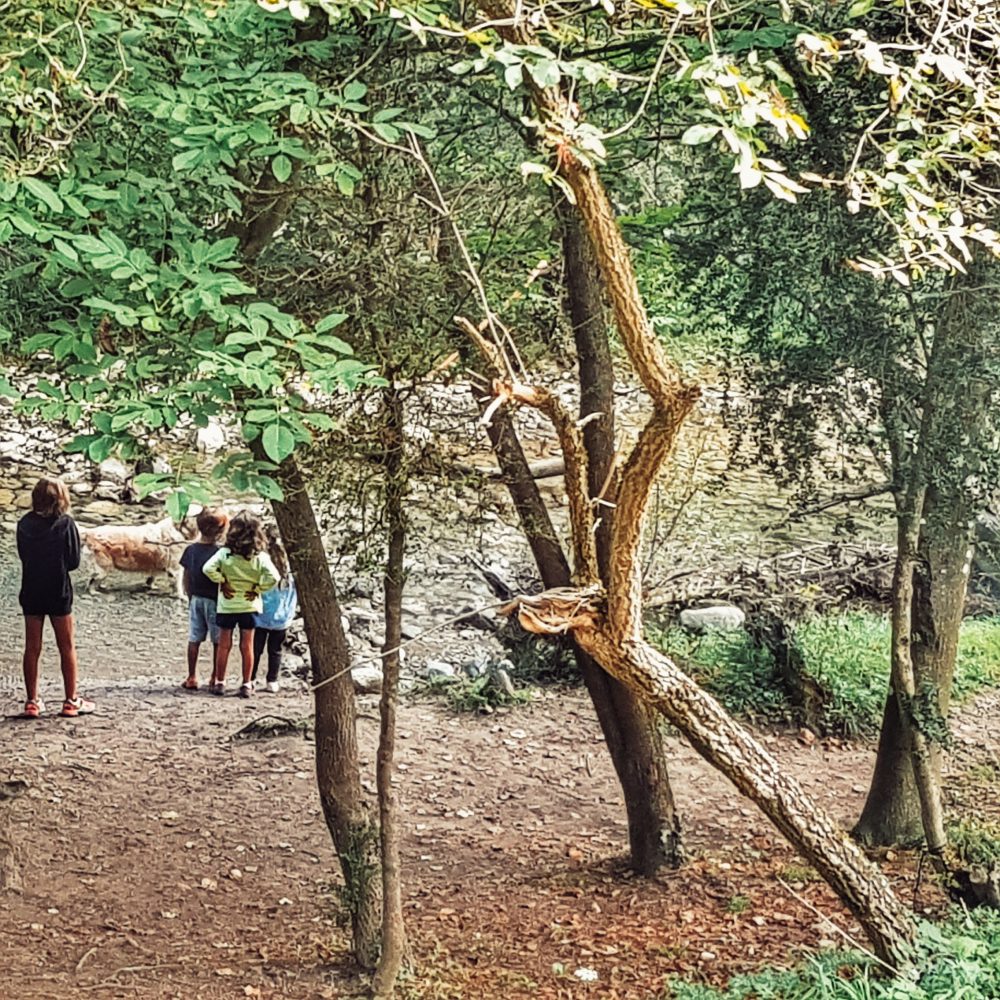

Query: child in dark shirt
left=179, top=508, right=229, bottom=691
left=17, top=477, right=94, bottom=718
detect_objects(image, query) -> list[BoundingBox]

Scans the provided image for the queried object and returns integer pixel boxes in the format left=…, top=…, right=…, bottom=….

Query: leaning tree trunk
left=560, top=203, right=683, bottom=870
left=372, top=385, right=408, bottom=997
left=268, top=452, right=382, bottom=968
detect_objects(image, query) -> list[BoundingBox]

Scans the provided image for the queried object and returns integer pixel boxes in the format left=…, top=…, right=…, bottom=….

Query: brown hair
left=196, top=508, right=228, bottom=542
left=31, top=478, right=71, bottom=518
left=264, top=523, right=289, bottom=584
left=226, top=511, right=265, bottom=559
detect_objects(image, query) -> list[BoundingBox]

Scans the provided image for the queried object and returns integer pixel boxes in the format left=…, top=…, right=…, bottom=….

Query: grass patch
left=650, top=614, right=1000, bottom=738
left=664, top=910, right=1000, bottom=999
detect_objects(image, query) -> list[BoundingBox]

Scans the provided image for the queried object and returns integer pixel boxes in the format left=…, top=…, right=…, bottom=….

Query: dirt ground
left=2, top=661, right=995, bottom=1000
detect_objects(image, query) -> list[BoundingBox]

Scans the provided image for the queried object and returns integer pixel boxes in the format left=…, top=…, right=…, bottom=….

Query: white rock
left=351, top=664, right=383, bottom=694
left=678, top=606, right=746, bottom=633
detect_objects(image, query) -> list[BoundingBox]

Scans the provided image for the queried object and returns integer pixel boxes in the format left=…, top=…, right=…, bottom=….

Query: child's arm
left=201, top=548, right=227, bottom=583
left=183, top=568, right=192, bottom=597
left=66, top=519, right=81, bottom=572
left=256, top=553, right=279, bottom=594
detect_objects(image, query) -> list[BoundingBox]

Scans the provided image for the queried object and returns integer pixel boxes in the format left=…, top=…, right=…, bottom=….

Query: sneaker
left=239, top=683, right=253, bottom=699
left=60, top=697, right=95, bottom=718
left=210, top=681, right=226, bottom=696
left=265, top=680, right=280, bottom=693
left=23, top=698, right=45, bottom=719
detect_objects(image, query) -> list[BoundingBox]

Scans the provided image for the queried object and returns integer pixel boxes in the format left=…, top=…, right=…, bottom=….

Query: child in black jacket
left=17, top=477, right=95, bottom=719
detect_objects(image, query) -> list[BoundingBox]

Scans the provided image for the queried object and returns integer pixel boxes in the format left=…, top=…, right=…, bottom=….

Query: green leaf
left=272, top=154, right=292, bottom=183
left=253, top=475, right=284, bottom=501
left=166, top=490, right=190, bottom=522
left=261, top=422, right=296, bottom=463
left=848, top=0, right=875, bottom=16
left=681, top=124, right=721, bottom=145
left=289, top=103, right=309, bottom=125
left=171, top=148, right=202, bottom=172
left=314, top=312, right=348, bottom=333
left=53, top=237, right=79, bottom=263
left=22, top=177, right=64, bottom=213
left=343, top=81, right=367, bottom=101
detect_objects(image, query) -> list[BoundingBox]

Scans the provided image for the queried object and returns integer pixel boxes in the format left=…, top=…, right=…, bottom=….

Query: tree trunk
left=853, top=695, right=924, bottom=846
left=560, top=203, right=684, bottom=871
left=268, top=453, right=382, bottom=968
left=372, top=386, right=407, bottom=997
left=577, top=625, right=915, bottom=967
left=856, top=263, right=994, bottom=847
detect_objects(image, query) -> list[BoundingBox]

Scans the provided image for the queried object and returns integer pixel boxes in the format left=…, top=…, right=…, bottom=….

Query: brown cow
left=78, top=515, right=199, bottom=598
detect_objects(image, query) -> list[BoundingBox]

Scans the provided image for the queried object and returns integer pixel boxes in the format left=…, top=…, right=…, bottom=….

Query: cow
left=77, top=514, right=200, bottom=598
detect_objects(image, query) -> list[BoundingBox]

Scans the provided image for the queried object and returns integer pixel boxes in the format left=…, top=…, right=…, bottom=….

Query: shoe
left=210, top=681, right=225, bottom=696
left=265, top=680, right=280, bottom=693
left=60, top=697, right=95, bottom=718
left=23, top=699, right=45, bottom=719
left=239, top=683, right=253, bottom=699
left=180, top=678, right=198, bottom=691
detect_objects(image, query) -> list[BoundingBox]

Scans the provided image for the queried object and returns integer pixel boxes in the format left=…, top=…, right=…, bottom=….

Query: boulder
left=679, top=605, right=746, bottom=634
left=351, top=664, right=383, bottom=694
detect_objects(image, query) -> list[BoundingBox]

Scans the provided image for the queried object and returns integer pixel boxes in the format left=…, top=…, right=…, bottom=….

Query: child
left=251, top=524, right=297, bottom=693
left=179, top=507, right=229, bottom=691
left=202, top=512, right=278, bottom=698
left=16, top=477, right=94, bottom=718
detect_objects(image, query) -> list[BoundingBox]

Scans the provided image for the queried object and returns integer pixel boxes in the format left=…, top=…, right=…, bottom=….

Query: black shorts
left=215, top=612, right=257, bottom=632
left=20, top=600, right=73, bottom=618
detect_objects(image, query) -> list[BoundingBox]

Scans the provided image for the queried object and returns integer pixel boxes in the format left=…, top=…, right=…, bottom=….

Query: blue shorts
left=188, top=596, right=220, bottom=644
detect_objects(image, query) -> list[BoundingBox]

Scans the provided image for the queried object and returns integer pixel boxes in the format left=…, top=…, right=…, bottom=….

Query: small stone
left=678, top=605, right=746, bottom=633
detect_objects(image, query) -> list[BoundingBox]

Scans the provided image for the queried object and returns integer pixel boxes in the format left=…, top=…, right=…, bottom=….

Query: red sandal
left=180, top=678, right=198, bottom=691
left=23, top=699, right=45, bottom=719
left=60, top=697, right=95, bottom=718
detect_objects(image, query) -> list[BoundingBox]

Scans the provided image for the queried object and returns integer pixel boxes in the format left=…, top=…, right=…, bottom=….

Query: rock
left=98, top=458, right=132, bottom=484
left=424, top=659, right=456, bottom=679
left=351, top=665, right=383, bottom=694
left=678, top=605, right=746, bottom=633
left=77, top=499, right=124, bottom=521
left=195, top=421, right=227, bottom=453
left=0, top=489, right=14, bottom=507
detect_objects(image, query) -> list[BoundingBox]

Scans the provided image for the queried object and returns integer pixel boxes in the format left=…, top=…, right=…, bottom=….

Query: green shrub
left=665, top=910, right=1000, bottom=999
left=650, top=614, right=1000, bottom=738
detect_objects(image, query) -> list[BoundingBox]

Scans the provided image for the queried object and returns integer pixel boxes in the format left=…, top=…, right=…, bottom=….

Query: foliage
left=665, top=910, right=1000, bottom=999
left=414, top=671, right=534, bottom=713
left=1, top=0, right=389, bottom=509
left=653, top=614, right=1000, bottom=738
left=948, top=820, right=1000, bottom=869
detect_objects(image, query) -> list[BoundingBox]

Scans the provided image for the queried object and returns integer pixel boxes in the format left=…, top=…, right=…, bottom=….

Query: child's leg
left=215, top=628, right=234, bottom=683
left=239, top=627, right=255, bottom=686
left=50, top=614, right=79, bottom=702
left=251, top=628, right=267, bottom=683
left=266, top=628, right=286, bottom=684
left=186, top=641, right=201, bottom=682
left=22, top=615, right=44, bottom=703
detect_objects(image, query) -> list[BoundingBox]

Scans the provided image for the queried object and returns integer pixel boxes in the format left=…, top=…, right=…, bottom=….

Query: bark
left=508, top=589, right=916, bottom=967
left=475, top=0, right=914, bottom=956
left=857, top=263, right=994, bottom=847
left=560, top=204, right=684, bottom=870
left=372, top=387, right=407, bottom=997
left=476, top=391, right=683, bottom=870
left=268, top=453, right=381, bottom=968
left=853, top=696, right=924, bottom=846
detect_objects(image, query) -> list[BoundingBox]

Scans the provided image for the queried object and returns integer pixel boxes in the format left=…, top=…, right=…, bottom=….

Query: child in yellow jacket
left=202, top=512, right=278, bottom=698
